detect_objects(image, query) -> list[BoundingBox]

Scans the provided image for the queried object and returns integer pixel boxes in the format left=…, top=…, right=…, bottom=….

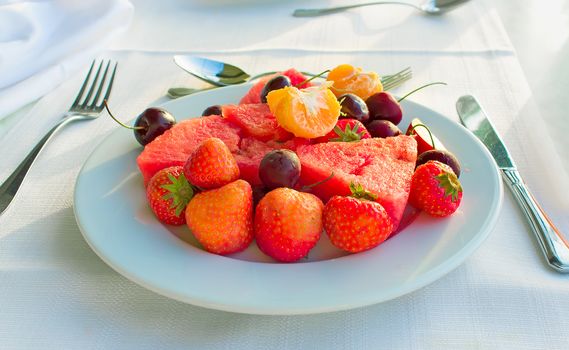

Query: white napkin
left=0, top=0, right=134, bottom=118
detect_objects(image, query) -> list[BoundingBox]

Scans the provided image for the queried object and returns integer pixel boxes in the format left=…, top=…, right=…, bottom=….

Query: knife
left=456, top=95, right=569, bottom=273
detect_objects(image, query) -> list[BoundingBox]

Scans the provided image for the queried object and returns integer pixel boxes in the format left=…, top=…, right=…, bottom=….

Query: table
left=1, top=0, right=568, bottom=349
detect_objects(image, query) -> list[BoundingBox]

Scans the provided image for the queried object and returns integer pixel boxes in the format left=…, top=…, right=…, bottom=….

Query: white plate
left=74, top=84, right=503, bottom=315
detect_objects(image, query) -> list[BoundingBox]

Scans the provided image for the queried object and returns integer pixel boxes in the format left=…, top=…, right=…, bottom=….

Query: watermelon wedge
left=239, top=68, right=313, bottom=105
left=137, top=116, right=242, bottom=184
left=222, top=103, right=292, bottom=142
left=297, top=136, right=418, bottom=229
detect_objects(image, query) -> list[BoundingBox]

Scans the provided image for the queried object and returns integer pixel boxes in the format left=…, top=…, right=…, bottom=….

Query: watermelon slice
left=222, top=103, right=292, bottom=142
left=137, top=116, right=242, bottom=184
left=297, top=136, right=418, bottom=229
left=239, top=68, right=313, bottom=104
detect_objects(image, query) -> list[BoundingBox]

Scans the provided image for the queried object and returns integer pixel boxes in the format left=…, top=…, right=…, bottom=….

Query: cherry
left=202, top=105, right=222, bottom=116
left=366, top=82, right=446, bottom=125
left=338, top=93, right=369, bottom=124
left=259, top=149, right=301, bottom=190
left=406, top=118, right=446, bottom=155
left=416, top=150, right=461, bottom=177
left=366, top=92, right=402, bottom=125
left=260, top=75, right=291, bottom=103
left=366, top=120, right=402, bottom=138
left=104, top=101, right=176, bottom=146
left=252, top=185, right=269, bottom=207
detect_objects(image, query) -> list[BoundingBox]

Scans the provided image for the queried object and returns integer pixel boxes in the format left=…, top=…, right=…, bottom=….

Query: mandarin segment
left=327, top=64, right=383, bottom=101
left=267, top=84, right=340, bottom=139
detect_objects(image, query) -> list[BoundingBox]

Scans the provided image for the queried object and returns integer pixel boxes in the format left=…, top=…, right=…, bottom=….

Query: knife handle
left=502, top=168, right=569, bottom=272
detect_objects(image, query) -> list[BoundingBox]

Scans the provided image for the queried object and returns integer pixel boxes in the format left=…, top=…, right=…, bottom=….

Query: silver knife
left=456, top=95, right=569, bottom=273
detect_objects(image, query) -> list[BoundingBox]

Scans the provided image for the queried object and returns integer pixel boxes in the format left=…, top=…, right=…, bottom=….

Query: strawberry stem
left=295, top=69, right=330, bottom=88
left=397, top=82, right=447, bottom=103
left=349, top=183, right=377, bottom=201
left=436, top=172, right=462, bottom=202
left=161, top=172, right=194, bottom=217
left=407, top=123, right=436, bottom=150
left=302, top=172, right=335, bottom=191
left=104, top=100, right=144, bottom=130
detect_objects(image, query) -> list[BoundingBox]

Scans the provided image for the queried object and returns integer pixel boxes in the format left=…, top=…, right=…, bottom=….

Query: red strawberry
left=409, top=160, right=463, bottom=217
left=146, top=166, right=194, bottom=225
left=184, top=137, right=240, bottom=189
left=185, top=179, right=253, bottom=255
left=323, top=183, right=394, bottom=253
left=255, top=187, right=324, bottom=262
left=314, top=119, right=371, bottom=143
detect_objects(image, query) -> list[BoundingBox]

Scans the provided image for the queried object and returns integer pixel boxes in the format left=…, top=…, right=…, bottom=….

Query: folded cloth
left=0, top=0, right=133, bottom=119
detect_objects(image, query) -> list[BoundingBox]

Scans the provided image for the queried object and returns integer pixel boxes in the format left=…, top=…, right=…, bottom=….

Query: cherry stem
left=397, top=82, right=447, bottom=103
left=295, top=69, right=330, bottom=88
left=302, top=172, right=335, bottom=191
left=407, top=123, right=436, bottom=149
left=104, top=100, right=144, bottom=130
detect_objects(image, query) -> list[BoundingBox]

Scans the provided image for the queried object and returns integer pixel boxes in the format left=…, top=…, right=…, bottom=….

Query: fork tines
left=381, top=67, right=412, bottom=91
left=70, top=60, right=117, bottom=113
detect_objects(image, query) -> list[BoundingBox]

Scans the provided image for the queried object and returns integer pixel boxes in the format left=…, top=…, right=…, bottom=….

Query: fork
left=380, top=66, right=412, bottom=91
left=167, top=66, right=412, bottom=99
left=0, top=60, right=117, bottom=216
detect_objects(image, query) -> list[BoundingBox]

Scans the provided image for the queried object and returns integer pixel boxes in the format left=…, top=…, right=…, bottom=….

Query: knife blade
left=456, top=95, right=569, bottom=273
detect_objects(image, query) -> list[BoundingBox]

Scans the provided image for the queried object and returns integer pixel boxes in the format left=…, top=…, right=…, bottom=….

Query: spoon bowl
left=293, top=0, right=470, bottom=17
left=173, top=55, right=250, bottom=87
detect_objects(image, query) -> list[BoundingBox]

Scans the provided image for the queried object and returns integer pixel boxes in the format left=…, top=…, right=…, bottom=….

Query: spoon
left=173, top=55, right=252, bottom=87
left=173, top=55, right=319, bottom=88
left=293, top=0, right=470, bottom=17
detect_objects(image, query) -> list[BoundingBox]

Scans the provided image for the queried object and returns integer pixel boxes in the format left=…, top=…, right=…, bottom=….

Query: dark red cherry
left=104, top=101, right=177, bottom=146
left=260, top=75, right=291, bottom=103
left=366, top=120, right=402, bottom=138
left=202, top=105, right=222, bottom=116
left=365, top=92, right=403, bottom=125
left=338, top=93, right=369, bottom=124
left=259, top=149, right=301, bottom=190
left=416, top=149, right=461, bottom=178
left=133, top=108, right=176, bottom=145
left=252, top=185, right=269, bottom=207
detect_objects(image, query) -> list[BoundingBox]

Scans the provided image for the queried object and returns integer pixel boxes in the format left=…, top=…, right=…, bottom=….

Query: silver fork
left=0, top=60, right=117, bottom=216
left=381, top=66, right=412, bottom=91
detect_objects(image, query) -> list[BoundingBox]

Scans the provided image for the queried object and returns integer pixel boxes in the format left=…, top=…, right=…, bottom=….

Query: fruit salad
left=114, top=65, right=463, bottom=263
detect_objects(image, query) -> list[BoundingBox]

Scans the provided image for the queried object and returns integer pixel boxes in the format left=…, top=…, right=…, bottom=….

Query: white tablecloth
left=1, top=0, right=569, bottom=349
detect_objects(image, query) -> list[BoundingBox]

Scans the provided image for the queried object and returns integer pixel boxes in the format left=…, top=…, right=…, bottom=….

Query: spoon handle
left=293, top=1, right=420, bottom=17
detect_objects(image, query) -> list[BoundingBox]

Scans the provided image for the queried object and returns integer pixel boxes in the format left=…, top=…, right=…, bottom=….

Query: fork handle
left=293, top=1, right=420, bottom=17
left=0, top=114, right=75, bottom=215
left=502, top=168, right=569, bottom=272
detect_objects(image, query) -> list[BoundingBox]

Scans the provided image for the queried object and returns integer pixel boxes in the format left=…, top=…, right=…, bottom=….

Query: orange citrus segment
left=327, top=64, right=383, bottom=100
left=267, top=84, right=341, bottom=139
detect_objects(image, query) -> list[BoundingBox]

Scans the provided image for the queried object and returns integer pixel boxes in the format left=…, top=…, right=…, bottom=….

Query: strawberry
left=184, top=137, right=240, bottom=189
left=314, top=119, right=371, bottom=143
left=323, top=183, right=394, bottom=253
left=409, top=160, right=463, bottom=217
left=146, top=166, right=194, bottom=225
left=185, top=179, right=253, bottom=255
left=254, top=187, right=324, bottom=262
